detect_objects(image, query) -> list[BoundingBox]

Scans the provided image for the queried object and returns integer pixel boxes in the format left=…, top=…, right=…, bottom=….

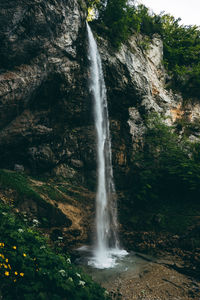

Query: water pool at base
left=75, top=247, right=155, bottom=285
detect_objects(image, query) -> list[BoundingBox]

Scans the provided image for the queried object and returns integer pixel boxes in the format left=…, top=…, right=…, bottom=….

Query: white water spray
left=86, top=23, right=127, bottom=269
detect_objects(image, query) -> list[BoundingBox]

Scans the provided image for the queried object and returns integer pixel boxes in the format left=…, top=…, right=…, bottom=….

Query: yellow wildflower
left=19, top=272, right=24, bottom=277
left=14, top=271, right=18, bottom=275
left=4, top=264, right=8, bottom=269
left=0, top=243, right=4, bottom=247
left=5, top=271, right=9, bottom=276
left=13, top=246, right=17, bottom=250
left=5, top=258, right=8, bottom=263
left=23, top=253, right=26, bottom=257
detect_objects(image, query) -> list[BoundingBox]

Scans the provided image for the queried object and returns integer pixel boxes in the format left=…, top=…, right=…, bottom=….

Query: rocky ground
left=122, top=230, right=200, bottom=279
left=99, top=229, right=200, bottom=300
left=103, top=260, right=200, bottom=300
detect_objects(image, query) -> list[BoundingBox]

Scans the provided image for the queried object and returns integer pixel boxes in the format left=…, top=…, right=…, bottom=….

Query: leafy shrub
left=89, top=1, right=200, bottom=98
left=130, top=114, right=200, bottom=204
left=118, top=114, right=200, bottom=234
left=0, top=202, right=109, bottom=300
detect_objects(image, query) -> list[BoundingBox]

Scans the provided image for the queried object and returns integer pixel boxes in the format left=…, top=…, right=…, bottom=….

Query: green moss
left=35, top=185, right=64, bottom=202
left=0, top=170, right=42, bottom=203
left=122, top=202, right=200, bottom=234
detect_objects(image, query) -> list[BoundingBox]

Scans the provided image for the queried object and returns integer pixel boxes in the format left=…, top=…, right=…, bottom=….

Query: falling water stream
left=86, top=23, right=127, bottom=269
left=76, top=24, right=168, bottom=293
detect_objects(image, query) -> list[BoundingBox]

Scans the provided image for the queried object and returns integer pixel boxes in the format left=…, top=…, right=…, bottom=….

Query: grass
left=0, top=169, right=43, bottom=203
left=0, top=169, right=93, bottom=209
left=35, top=184, right=64, bottom=202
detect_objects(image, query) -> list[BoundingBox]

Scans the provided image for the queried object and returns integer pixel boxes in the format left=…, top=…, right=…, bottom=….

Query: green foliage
left=94, top=0, right=131, bottom=48
left=156, top=15, right=200, bottom=98
left=91, top=2, right=160, bottom=48
left=126, top=208, right=195, bottom=234
left=0, top=201, right=109, bottom=300
left=132, top=114, right=200, bottom=202
left=0, top=170, right=42, bottom=203
left=35, top=184, right=64, bottom=202
left=125, top=114, right=200, bottom=233
left=93, top=1, right=200, bottom=98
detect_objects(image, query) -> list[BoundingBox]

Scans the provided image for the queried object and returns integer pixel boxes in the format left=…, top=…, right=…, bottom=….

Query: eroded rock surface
left=0, top=0, right=97, bottom=184
left=95, top=33, right=200, bottom=187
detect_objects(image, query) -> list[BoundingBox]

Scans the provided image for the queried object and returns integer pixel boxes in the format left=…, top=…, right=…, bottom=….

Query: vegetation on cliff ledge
left=89, top=0, right=200, bottom=99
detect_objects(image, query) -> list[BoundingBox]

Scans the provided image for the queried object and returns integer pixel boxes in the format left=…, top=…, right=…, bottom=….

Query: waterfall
left=86, top=23, right=127, bottom=269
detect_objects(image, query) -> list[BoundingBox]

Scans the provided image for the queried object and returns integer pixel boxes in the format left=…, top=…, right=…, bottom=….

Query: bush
left=0, top=202, right=109, bottom=300
left=119, top=114, right=200, bottom=233
left=129, top=114, right=200, bottom=207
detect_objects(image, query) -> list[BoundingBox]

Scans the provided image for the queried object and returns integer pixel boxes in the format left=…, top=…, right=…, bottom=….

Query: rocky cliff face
left=1, top=1, right=200, bottom=190
left=96, top=33, right=200, bottom=187
left=0, top=0, right=98, bottom=185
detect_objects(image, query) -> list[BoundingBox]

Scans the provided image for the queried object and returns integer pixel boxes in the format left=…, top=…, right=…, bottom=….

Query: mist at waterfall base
left=82, top=23, right=128, bottom=269
left=77, top=249, right=153, bottom=288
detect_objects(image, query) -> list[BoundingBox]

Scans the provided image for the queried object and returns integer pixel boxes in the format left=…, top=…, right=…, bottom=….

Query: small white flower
left=76, top=273, right=81, bottom=278
left=67, top=258, right=71, bottom=264
left=18, top=228, right=24, bottom=233
left=68, top=277, right=73, bottom=282
left=40, top=245, right=46, bottom=250
left=78, top=280, right=85, bottom=286
left=33, top=218, right=39, bottom=225
left=58, top=236, right=63, bottom=240
left=58, top=269, right=66, bottom=277
left=2, top=212, right=7, bottom=215
left=33, top=218, right=38, bottom=222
